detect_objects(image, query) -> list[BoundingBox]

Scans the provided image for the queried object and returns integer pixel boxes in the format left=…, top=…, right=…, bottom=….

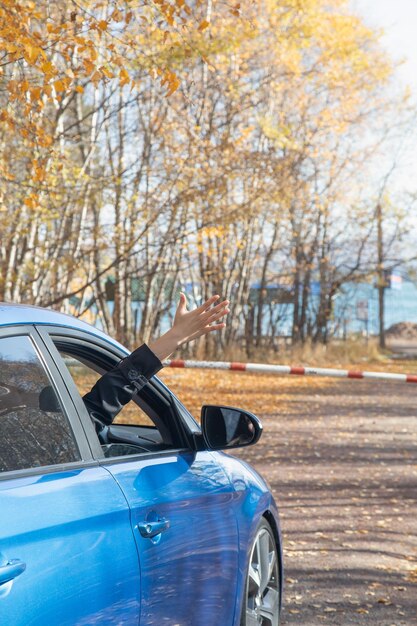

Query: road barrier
left=163, top=359, right=417, bottom=383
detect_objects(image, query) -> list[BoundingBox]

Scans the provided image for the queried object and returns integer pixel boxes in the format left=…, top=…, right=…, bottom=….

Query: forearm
left=148, top=328, right=183, bottom=362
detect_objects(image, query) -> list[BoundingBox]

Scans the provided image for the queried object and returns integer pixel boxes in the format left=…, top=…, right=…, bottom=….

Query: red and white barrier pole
left=163, top=359, right=417, bottom=384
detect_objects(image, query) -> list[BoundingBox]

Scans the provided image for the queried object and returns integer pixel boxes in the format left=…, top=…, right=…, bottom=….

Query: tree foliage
left=0, top=0, right=412, bottom=352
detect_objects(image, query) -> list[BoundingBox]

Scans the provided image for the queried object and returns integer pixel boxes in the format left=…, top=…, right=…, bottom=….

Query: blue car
left=0, top=303, right=282, bottom=626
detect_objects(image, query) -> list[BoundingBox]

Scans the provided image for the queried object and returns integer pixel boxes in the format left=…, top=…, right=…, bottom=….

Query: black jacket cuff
left=116, top=343, right=163, bottom=383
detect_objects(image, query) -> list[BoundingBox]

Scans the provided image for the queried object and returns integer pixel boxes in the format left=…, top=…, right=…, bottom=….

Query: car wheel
left=241, top=518, right=280, bottom=626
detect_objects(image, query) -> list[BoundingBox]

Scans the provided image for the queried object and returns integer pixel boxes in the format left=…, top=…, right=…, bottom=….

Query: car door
left=0, top=326, right=141, bottom=626
left=105, top=449, right=239, bottom=626
left=39, top=326, right=240, bottom=626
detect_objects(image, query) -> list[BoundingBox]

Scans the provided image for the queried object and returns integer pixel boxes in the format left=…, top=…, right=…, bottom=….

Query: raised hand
left=149, top=293, right=230, bottom=361
left=173, top=293, right=229, bottom=344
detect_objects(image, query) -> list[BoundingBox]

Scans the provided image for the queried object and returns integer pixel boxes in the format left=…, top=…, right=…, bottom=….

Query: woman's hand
left=149, top=293, right=230, bottom=362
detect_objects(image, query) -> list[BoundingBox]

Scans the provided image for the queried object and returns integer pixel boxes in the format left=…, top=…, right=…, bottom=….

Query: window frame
left=0, top=325, right=94, bottom=480
left=36, top=325, right=203, bottom=462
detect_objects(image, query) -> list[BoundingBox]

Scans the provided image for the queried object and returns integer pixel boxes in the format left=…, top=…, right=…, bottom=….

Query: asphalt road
left=234, top=379, right=417, bottom=625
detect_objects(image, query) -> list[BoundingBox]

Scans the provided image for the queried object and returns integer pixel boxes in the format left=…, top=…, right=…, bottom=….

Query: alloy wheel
left=242, top=520, right=280, bottom=626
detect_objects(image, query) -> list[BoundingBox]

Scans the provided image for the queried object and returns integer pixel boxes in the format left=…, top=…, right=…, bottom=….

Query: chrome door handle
left=0, top=559, right=26, bottom=585
left=138, top=518, right=170, bottom=539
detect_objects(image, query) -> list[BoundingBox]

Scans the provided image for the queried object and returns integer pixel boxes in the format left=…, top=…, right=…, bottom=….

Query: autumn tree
left=0, top=0, right=412, bottom=354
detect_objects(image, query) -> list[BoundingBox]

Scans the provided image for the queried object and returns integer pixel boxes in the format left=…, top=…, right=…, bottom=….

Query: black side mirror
left=201, top=405, right=262, bottom=450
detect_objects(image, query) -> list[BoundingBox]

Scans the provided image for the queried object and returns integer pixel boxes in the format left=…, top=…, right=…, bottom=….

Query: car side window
left=0, top=335, right=80, bottom=473
left=60, top=353, right=154, bottom=427
left=53, top=342, right=183, bottom=457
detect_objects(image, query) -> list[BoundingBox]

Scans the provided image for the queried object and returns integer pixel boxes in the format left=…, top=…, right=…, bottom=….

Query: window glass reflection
left=0, top=335, right=80, bottom=472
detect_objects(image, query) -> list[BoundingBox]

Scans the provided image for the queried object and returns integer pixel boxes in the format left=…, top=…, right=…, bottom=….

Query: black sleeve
left=82, top=344, right=163, bottom=426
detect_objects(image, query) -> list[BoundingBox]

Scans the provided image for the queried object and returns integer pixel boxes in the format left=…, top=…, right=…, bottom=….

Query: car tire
left=240, top=517, right=280, bottom=626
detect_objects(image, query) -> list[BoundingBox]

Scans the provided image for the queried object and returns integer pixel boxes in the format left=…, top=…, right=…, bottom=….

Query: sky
left=353, top=0, right=417, bottom=89
left=352, top=0, right=417, bottom=193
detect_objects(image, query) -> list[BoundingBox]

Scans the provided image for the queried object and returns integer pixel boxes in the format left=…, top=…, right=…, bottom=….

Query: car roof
left=0, top=302, right=127, bottom=353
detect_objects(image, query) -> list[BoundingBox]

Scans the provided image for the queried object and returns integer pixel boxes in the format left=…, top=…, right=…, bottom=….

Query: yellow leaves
left=0, top=0, right=243, bottom=122
left=41, top=61, right=57, bottom=77
left=23, top=194, right=39, bottom=210
left=199, top=226, right=226, bottom=240
left=83, top=59, right=96, bottom=75
left=3, top=42, right=19, bottom=54
left=24, top=45, right=42, bottom=65
left=37, top=132, right=53, bottom=148
left=53, top=78, right=70, bottom=93
left=258, top=115, right=298, bottom=150
left=110, top=8, right=123, bottom=23
left=32, top=159, right=46, bottom=183
left=6, top=79, right=19, bottom=100
left=160, top=69, right=180, bottom=96
left=0, top=0, right=395, bottom=232
left=119, top=68, right=130, bottom=87
left=100, top=65, right=114, bottom=79
left=90, top=70, right=102, bottom=86
left=87, top=45, right=98, bottom=62
left=1, top=165, right=15, bottom=182
left=31, top=86, right=42, bottom=101
left=27, top=86, right=44, bottom=110
left=234, top=126, right=255, bottom=146
left=166, top=78, right=180, bottom=97
left=198, top=20, right=210, bottom=32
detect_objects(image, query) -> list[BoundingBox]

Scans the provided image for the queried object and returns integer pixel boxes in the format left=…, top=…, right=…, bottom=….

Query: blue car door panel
left=104, top=450, right=239, bottom=626
left=0, top=467, right=141, bottom=626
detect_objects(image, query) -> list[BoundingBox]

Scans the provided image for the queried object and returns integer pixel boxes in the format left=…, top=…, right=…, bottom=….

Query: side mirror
left=201, top=405, right=262, bottom=450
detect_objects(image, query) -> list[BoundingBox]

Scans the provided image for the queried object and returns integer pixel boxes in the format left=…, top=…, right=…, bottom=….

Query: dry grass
left=285, top=337, right=389, bottom=368
left=197, top=337, right=390, bottom=369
